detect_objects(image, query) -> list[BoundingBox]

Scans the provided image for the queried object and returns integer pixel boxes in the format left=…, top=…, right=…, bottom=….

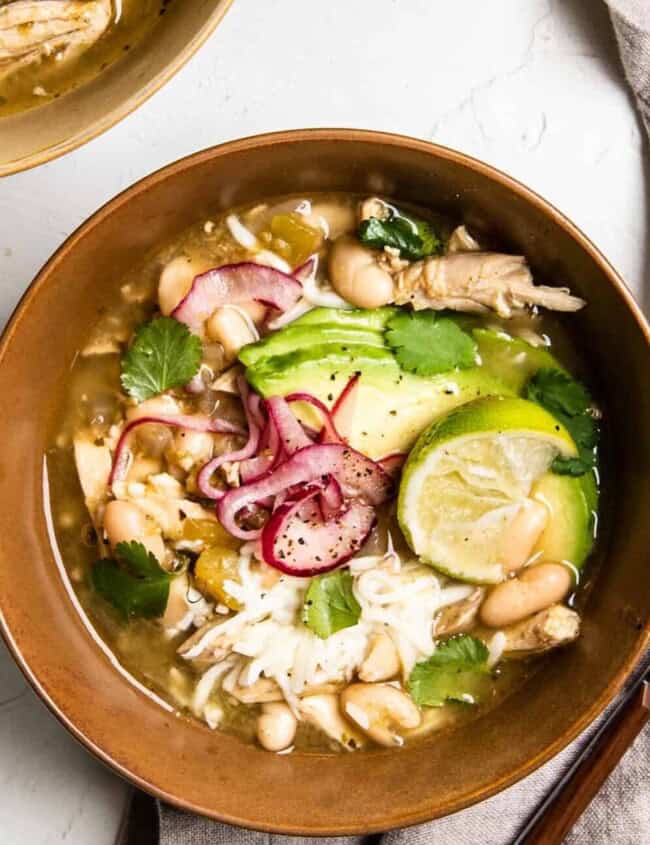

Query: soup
left=47, top=192, right=600, bottom=753
left=0, top=0, right=169, bottom=115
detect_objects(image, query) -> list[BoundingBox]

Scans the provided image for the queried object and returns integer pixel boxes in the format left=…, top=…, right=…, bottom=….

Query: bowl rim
left=0, top=128, right=648, bottom=833
left=0, top=0, right=235, bottom=177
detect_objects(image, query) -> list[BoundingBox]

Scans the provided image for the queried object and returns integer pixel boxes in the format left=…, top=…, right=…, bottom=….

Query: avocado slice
left=530, top=470, right=598, bottom=575
left=239, top=324, right=385, bottom=367
left=474, top=329, right=564, bottom=393
left=246, top=343, right=513, bottom=458
left=290, top=306, right=399, bottom=331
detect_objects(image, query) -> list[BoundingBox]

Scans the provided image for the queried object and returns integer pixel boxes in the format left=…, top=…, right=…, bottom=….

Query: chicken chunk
left=501, top=604, right=580, bottom=655
left=73, top=434, right=111, bottom=520
left=177, top=621, right=236, bottom=670
left=0, top=1, right=112, bottom=81
left=393, top=251, right=585, bottom=318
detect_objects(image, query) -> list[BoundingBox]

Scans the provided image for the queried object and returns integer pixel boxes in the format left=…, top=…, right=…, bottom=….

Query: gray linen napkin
left=608, top=0, right=650, bottom=137
left=154, top=2, right=650, bottom=842
left=154, top=653, right=649, bottom=845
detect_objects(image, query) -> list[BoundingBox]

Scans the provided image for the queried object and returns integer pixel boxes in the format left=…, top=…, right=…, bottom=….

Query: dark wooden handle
left=521, top=681, right=650, bottom=845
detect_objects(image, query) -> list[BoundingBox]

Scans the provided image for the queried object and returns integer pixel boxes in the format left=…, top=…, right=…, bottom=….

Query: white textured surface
left=0, top=1, right=647, bottom=843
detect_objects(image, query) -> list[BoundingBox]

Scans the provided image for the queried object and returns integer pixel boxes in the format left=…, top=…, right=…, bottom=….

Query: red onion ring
left=197, top=377, right=261, bottom=499
left=285, top=392, right=342, bottom=444
left=293, top=256, right=317, bottom=282
left=330, top=373, right=361, bottom=441
left=265, top=396, right=313, bottom=455
left=172, top=263, right=302, bottom=333
left=261, top=484, right=375, bottom=576
left=319, top=476, right=344, bottom=520
left=109, top=413, right=243, bottom=486
left=216, top=443, right=392, bottom=540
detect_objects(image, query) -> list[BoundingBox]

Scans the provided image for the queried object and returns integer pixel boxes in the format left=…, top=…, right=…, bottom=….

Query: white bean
left=298, top=694, right=365, bottom=750
left=480, top=562, right=572, bottom=628
left=340, top=683, right=421, bottom=747
left=239, top=301, right=267, bottom=324
left=103, top=500, right=166, bottom=562
left=158, top=255, right=201, bottom=316
left=498, top=500, right=548, bottom=573
left=256, top=702, right=297, bottom=752
left=206, top=307, right=258, bottom=362
left=306, top=201, right=356, bottom=239
left=328, top=236, right=395, bottom=308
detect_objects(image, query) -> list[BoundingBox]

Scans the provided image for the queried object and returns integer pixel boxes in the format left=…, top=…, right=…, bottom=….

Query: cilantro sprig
left=385, top=310, right=477, bottom=376
left=358, top=207, right=443, bottom=261
left=408, top=635, right=491, bottom=707
left=525, top=368, right=599, bottom=476
left=303, top=569, right=361, bottom=639
left=121, top=316, right=202, bottom=401
left=92, top=541, right=173, bottom=620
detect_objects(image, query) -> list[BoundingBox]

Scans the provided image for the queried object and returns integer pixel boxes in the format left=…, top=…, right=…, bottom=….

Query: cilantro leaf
left=525, top=369, right=591, bottom=417
left=303, top=569, right=361, bottom=639
left=408, top=635, right=491, bottom=707
left=358, top=208, right=442, bottom=260
left=121, top=316, right=202, bottom=401
left=385, top=310, right=478, bottom=376
left=524, top=368, right=599, bottom=477
left=91, top=541, right=172, bottom=620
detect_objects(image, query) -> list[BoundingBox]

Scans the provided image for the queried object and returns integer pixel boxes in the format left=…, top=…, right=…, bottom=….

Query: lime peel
left=397, top=397, right=578, bottom=584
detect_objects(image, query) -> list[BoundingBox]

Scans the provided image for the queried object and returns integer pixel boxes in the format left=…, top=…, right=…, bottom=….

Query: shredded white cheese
left=182, top=549, right=484, bottom=725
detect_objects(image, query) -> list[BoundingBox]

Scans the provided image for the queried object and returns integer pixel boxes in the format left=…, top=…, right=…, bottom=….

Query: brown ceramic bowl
left=0, top=130, right=648, bottom=835
left=0, top=0, right=233, bottom=176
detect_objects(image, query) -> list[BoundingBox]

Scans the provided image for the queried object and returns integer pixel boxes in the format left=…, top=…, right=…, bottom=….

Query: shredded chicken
left=357, top=196, right=584, bottom=317
left=0, top=0, right=112, bottom=80
left=501, top=604, right=581, bottom=654
left=393, top=251, right=585, bottom=318
left=177, top=622, right=237, bottom=670
left=433, top=587, right=485, bottom=636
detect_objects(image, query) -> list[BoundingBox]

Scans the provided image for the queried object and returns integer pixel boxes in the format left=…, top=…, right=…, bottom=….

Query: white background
left=0, top=1, right=647, bottom=842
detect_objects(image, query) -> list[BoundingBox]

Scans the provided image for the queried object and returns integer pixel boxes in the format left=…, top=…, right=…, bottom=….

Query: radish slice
left=378, top=452, right=406, bottom=477
left=266, top=396, right=313, bottom=455
left=109, top=414, right=243, bottom=485
left=197, top=378, right=261, bottom=499
left=261, top=485, right=375, bottom=575
left=172, top=262, right=303, bottom=333
left=331, top=374, right=361, bottom=441
left=217, top=443, right=392, bottom=540
left=285, top=392, right=342, bottom=444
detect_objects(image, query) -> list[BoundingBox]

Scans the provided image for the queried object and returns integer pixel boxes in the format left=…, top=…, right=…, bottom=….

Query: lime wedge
left=397, top=397, right=578, bottom=583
